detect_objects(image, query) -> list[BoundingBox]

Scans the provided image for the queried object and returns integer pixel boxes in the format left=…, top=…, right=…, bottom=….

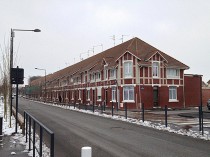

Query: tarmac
left=0, top=106, right=209, bottom=157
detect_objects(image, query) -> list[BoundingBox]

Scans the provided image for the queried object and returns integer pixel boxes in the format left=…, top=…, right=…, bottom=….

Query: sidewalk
left=0, top=134, right=29, bottom=157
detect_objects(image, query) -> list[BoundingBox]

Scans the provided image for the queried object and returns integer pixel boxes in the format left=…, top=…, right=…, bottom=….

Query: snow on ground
left=42, top=101, right=210, bottom=141
left=0, top=99, right=50, bottom=157
left=1, top=98, right=209, bottom=157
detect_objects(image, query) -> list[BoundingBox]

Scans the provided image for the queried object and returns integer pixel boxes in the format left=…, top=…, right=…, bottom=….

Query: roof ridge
left=126, top=37, right=137, bottom=51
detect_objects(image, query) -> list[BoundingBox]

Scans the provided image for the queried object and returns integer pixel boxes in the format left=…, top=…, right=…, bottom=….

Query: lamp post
left=10, top=28, right=41, bottom=123
left=35, top=68, right=46, bottom=103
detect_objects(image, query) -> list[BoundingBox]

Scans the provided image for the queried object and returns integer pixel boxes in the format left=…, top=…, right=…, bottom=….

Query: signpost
left=11, top=66, right=24, bottom=133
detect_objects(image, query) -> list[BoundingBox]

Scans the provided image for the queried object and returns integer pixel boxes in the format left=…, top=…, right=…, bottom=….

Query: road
left=17, top=98, right=210, bottom=157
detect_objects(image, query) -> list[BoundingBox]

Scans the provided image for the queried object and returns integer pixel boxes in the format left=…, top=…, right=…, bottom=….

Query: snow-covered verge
left=0, top=99, right=50, bottom=157
left=42, top=101, right=210, bottom=141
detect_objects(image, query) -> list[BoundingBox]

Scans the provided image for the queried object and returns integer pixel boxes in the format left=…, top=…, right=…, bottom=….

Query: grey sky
left=0, top=0, right=210, bottom=84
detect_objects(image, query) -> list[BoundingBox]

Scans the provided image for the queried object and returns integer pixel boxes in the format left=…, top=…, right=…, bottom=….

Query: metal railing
left=24, top=111, right=54, bottom=157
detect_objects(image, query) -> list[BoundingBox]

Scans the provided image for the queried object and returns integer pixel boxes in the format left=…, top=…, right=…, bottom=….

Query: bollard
left=101, top=104, right=103, bottom=114
left=112, top=101, right=114, bottom=117
left=125, top=102, right=127, bottom=119
left=142, top=103, right=145, bottom=122
left=92, top=104, right=94, bottom=113
left=81, top=147, right=92, bottom=157
left=199, top=106, right=201, bottom=131
left=165, top=105, right=168, bottom=127
left=0, top=117, right=3, bottom=145
left=103, top=101, right=106, bottom=111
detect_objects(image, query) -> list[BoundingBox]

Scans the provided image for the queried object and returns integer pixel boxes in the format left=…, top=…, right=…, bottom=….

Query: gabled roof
left=31, top=37, right=189, bottom=85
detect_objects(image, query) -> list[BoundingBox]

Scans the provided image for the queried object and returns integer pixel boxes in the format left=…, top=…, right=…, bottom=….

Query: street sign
left=11, top=67, right=24, bottom=84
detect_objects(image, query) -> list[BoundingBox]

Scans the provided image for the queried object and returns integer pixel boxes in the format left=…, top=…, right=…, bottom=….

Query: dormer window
left=91, top=73, right=95, bottom=82
left=96, top=72, right=101, bottom=81
left=104, top=65, right=108, bottom=80
left=124, top=61, right=133, bottom=78
left=152, top=62, right=159, bottom=78
left=110, top=69, right=116, bottom=79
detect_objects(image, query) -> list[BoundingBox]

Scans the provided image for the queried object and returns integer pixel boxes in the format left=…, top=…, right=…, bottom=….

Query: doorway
left=153, top=86, right=159, bottom=107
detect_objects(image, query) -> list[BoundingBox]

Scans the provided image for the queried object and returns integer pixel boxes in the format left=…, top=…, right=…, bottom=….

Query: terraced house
left=29, top=37, right=201, bottom=109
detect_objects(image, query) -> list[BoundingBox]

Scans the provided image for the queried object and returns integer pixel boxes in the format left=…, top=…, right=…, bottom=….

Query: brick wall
left=184, top=75, right=201, bottom=107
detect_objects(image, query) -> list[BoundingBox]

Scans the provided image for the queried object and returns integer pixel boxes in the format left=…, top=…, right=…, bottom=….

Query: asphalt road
left=16, top=98, right=210, bottom=157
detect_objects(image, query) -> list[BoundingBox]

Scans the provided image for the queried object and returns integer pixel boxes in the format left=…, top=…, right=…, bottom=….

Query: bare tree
left=0, top=38, right=10, bottom=122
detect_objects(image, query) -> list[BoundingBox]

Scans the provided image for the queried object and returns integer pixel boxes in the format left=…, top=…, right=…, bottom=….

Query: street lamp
left=35, top=68, right=46, bottom=103
left=10, top=28, right=41, bottom=123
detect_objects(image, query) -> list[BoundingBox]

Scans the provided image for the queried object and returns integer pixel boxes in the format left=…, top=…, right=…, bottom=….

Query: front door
left=153, top=86, right=159, bottom=107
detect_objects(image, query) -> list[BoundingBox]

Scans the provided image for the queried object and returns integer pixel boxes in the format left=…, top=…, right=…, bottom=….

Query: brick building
left=29, top=37, right=202, bottom=109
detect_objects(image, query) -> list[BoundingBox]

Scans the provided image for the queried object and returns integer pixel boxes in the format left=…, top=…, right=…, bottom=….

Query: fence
left=24, top=111, right=54, bottom=157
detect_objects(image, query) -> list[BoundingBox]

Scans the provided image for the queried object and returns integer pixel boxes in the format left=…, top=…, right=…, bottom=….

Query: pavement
left=0, top=104, right=209, bottom=157
left=0, top=134, right=29, bottom=157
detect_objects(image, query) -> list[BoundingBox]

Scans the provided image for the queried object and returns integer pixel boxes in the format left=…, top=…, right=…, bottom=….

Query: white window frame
left=96, top=72, right=101, bottom=81
left=91, top=73, right=95, bottom=82
left=71, top=91, right=74, bottom=100
left=86, top=90, right=90, bottom=100
left=77, top=77, right=81, bottom=84
left=152, top=62, right=159, bottom=78
left=111, top=87, right=116, bottom=101
left=110, top=69, right=116, bottom=79
left=97, top=87, right=101, bottom=101
left=123, top=60, right=133, bottom=78
left=123, top=86, right=134, bottom=102
left=78, top=90, right=81, bottom=100
left=104, top=65, right=108, bottom=80
left=166, top=68, right=180, bottom=79
left=169, top=86, right=178, bottom=102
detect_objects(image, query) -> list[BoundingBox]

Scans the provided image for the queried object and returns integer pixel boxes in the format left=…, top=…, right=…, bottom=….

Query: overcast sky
left=0, top=0, right=210, bottom=84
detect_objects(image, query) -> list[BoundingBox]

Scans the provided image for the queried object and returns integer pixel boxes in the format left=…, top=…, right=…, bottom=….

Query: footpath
left=0, top=134, right=29, bottom=157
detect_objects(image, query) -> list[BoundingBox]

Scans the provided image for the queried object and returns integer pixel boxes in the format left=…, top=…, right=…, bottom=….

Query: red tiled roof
left=31, top=37, right=189, bottom=85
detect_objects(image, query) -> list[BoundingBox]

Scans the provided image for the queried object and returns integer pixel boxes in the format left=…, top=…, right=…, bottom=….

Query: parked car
left=207, top=99, right=210, bottom=110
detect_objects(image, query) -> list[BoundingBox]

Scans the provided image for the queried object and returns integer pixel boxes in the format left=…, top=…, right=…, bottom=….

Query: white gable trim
left=115, top=51, right=141, bottom=62
left=146, top=51, right=168, bottom=63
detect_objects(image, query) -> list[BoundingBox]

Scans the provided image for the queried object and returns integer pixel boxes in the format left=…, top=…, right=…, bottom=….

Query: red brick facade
left=28, top=37, right=202, bottom=109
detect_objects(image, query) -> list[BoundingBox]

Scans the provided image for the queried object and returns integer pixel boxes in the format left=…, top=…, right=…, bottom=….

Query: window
left=152, top=62, right=159, bottom=77
left=71, top=91, right=74, bottom=100
left=123, top=86, right=134, bottom=101
left=110, top=69, right=116, bottom=79
left=86, top=90, right=90, bottom=100
left=167, top=68, right=180, bottom=79
left=112, top=87, right=116, bottom=101
left=104, top=65, right=108, bottom=80
left=96, top=72, right=101, bottom=81
left=124, top=61, right=133, bottom=78
left=78, top=90, right=81, bottom=100
left=97, top=87, right=101, bottom=101
left=82, top=74, right=86, bottom=83
left=91, top=73, right=95, bottom=82
left=77, top=77, right=81, bottom=83
left=169, top=86, right=177, bottom=100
